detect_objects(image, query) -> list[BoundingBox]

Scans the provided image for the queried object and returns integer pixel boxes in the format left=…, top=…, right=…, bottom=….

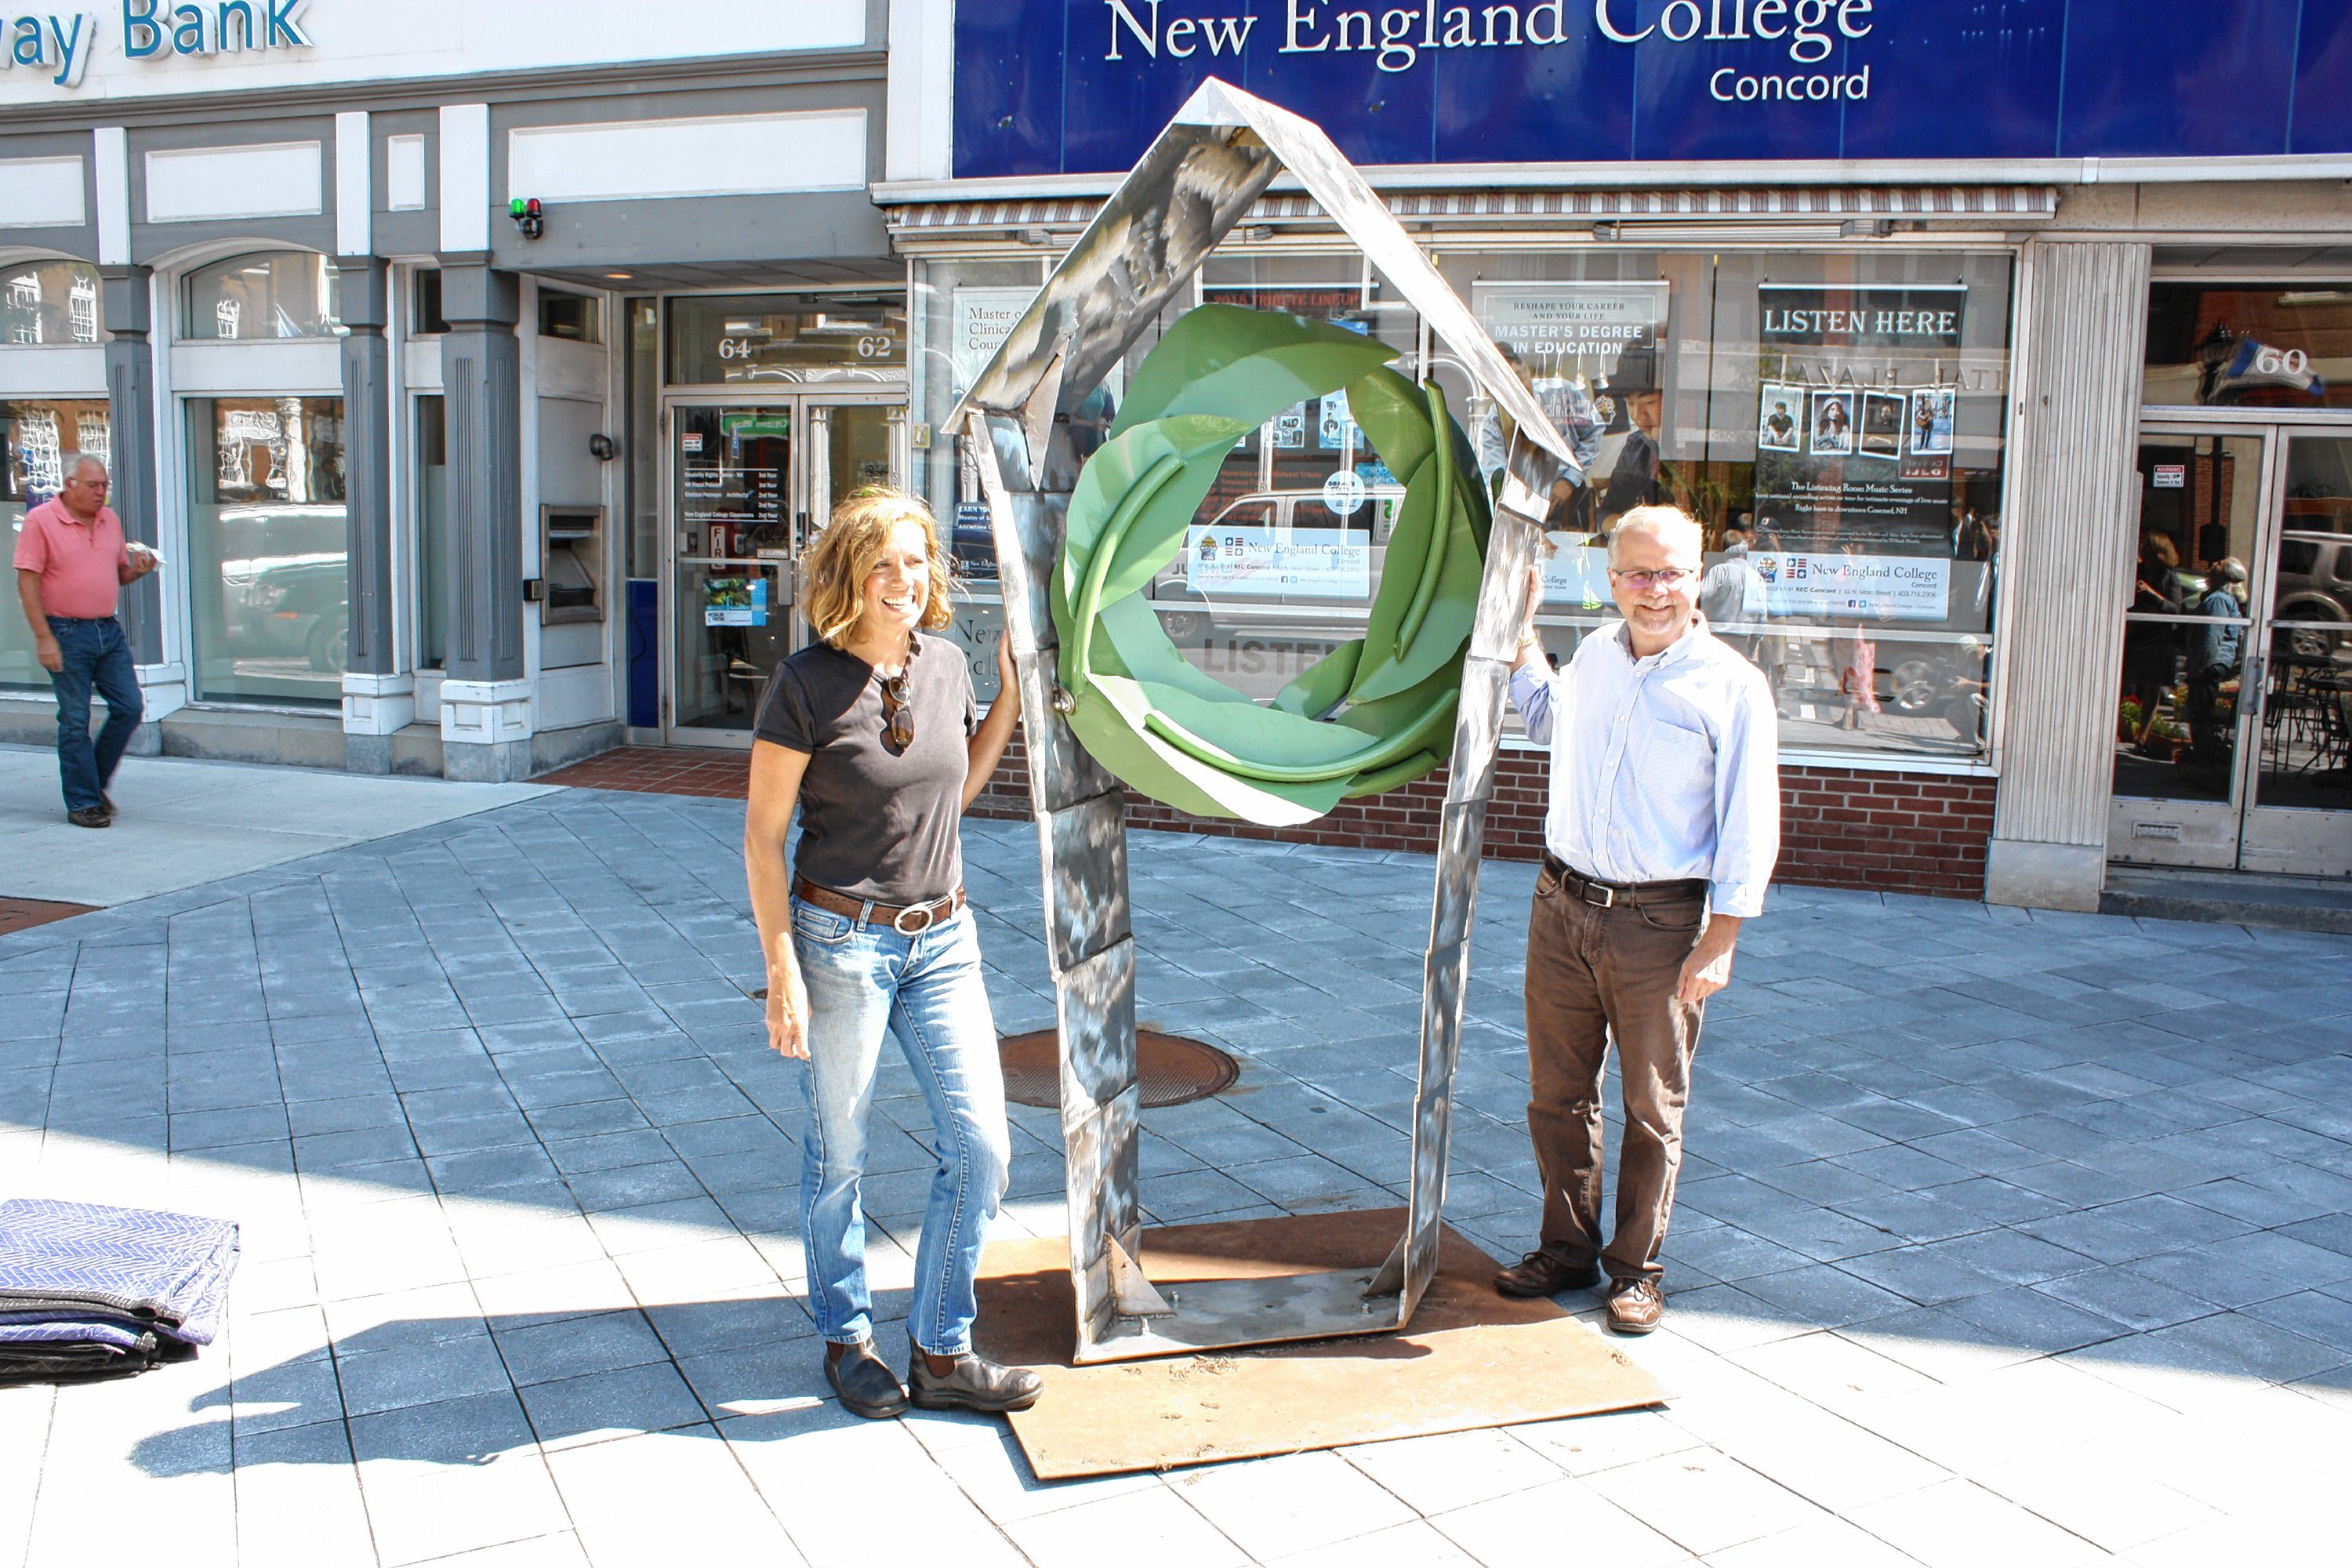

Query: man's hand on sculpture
left=1514, top=564, right=1543, bottom=669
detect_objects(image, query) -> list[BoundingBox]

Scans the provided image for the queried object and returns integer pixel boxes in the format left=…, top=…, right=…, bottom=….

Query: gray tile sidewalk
left=2, top=787, right=2347, bottom=1566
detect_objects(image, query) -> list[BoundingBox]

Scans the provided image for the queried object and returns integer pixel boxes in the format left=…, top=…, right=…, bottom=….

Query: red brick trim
left=968, top=736, right=1993, bottom=898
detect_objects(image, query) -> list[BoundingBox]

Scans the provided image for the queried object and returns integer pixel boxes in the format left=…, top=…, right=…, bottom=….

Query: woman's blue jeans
left=789, top=895, right=1010, bottom=1356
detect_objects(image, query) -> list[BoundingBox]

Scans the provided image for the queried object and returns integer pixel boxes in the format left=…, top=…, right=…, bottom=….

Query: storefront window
left=3, top=397, right=113, bottom=688
left=2143, top=282, right=2352, bottom=409
left=666, top=292, right=906, bottom=385
left=1436, top=248, right=2012, bottom=763
left=2, top=259, right=104, bottom=345
left=180, top=252, right=344, bottom=341
left=908, top=244, right=2011, bottom=762
left=415, top=396, right=448, bottom=670
left=413, top=269, right=450, bottom=336
left=184, top=397, right=348, bottom=706
left=538, top=289, right=600, bottom=343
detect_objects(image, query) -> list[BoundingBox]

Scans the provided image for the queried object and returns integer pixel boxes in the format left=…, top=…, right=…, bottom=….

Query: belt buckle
left=892, top=902, right=936, bottom=936
left=1580, top=879, right=1616, bottom=909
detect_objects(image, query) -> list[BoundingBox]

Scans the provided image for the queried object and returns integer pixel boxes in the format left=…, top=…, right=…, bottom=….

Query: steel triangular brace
left=1106, top=1236, right=1175, bottom=1318
left=1363, top=1232, right=1407, bottom=1300
left=1018, top=338, right=1070, bottom=488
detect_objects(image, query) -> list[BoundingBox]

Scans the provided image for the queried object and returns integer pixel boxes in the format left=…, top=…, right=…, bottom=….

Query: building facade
left=894, top=0, right=2352, bottom=910
left=2, top=0, right=913, bottom=780
left=3, top=2, right=2348, bottom=909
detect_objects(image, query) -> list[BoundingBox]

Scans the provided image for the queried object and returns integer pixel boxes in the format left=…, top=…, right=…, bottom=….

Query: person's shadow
left=129, top=1296, right=892, bottom=1478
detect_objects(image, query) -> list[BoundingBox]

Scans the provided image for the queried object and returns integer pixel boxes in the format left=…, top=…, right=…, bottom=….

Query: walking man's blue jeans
left=45, top=615, right=142, bottom=814
left=789, top=896, right=1010, bottom=1356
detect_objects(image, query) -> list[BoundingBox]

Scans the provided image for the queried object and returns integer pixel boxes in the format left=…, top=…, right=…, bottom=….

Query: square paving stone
left=517, top=1359, right=710, bottom=1450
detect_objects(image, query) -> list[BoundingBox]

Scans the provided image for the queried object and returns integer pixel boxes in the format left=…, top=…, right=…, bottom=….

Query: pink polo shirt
left=12, top=498, right=129, bottom=620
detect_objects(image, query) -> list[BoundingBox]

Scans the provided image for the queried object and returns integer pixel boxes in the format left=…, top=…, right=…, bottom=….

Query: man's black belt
left=1541, top=852, right=1708, bottom=910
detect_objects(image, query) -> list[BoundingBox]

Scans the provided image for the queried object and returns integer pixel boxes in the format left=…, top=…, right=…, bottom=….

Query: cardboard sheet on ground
left=975, top=1209, right=1664, bottom=1478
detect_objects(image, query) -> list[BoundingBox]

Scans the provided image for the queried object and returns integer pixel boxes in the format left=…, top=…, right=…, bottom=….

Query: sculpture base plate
left=975, top=1208, right=1666, bottom=1478
left=1080, top=1265, right=1403, bottom=1364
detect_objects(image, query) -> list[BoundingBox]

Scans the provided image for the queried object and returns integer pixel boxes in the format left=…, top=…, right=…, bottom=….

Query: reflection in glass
left=416, top=396, right=448, bottom=670
left=1, top=259, right=103, bottom=345
left=671, top=405, right=789, bottom=732
left=2, top=397, right=113, bottom=688
left=2143, top=283, right=2352, bottom=410
left=668, top=293, right=906, bottom=385
left=2274, top=434, right=2352, bottom=624
left=2114, top=434, right=2260, bottom=805
left=624, top=298, right=659, bottom=578
left=180, top=252, right=343, bottom=340
left=2257, top=623, right=2352, bottom=811
left=1431, top=248, right=2013, bottom=763
left=186, top=397, right=348, bottom=706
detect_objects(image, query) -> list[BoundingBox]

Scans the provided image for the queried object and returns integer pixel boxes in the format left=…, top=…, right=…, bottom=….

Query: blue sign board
left=954, top=1, right=2352, bottom=177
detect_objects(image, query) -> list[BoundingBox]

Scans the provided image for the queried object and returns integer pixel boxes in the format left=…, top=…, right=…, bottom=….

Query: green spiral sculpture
left=1053, top=305, right=1492, bottom=826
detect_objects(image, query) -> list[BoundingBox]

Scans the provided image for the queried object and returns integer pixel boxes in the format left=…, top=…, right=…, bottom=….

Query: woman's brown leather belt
left=792, top=877, right=967, bottom=935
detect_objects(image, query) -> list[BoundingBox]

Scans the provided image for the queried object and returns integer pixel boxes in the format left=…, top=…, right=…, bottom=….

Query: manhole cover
left=997, top=1029, right=1240, bottom=1109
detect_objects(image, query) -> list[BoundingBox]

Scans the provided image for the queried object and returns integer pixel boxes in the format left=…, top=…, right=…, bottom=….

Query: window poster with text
left=1750, top=284, right=1968, bottom=619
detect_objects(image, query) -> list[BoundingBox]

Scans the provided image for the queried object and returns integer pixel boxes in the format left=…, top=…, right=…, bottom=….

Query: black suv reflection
left=216, top=504, right=349, bottom=672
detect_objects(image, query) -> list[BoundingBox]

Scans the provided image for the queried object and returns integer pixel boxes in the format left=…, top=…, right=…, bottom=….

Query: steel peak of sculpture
left=955, top=78, right=1584, bottom=1363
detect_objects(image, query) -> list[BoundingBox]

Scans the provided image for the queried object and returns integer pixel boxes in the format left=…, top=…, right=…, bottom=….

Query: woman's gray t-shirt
left=753, top=635, right=977, bottom=905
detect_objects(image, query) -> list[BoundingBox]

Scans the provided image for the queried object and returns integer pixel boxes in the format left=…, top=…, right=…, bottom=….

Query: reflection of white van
left=1147, top=485, right=1411, bottom=649
left=1204, top=486, right=1408, bottom=539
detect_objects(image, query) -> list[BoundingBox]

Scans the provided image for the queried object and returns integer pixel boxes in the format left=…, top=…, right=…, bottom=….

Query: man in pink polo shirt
left=13, top=455, right=158, bottom=827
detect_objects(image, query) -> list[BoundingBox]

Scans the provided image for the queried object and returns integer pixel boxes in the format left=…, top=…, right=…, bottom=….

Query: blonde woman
left=743, top=487, right=1035, bottom=1420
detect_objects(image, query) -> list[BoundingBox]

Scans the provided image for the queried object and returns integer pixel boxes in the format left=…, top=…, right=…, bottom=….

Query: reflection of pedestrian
left=1698, top=520, right=1769, bottom=662
left=12, top=455, right=158, bottom=827
left=2187, top=557, right=2246, bottom=765
left=1496, top=506, right=1779, bottom=1338
left=1599, top=347, right=1664, bottom=517
left=1837, top=621, right=1880, bottom=728
left=2122, top=533, right=2183, bottom=746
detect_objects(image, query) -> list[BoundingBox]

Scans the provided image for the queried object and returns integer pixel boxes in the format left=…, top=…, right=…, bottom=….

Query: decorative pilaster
left=1984, top=241, right=2153, bottom=911
left=436, top=259, right=531, bottom=781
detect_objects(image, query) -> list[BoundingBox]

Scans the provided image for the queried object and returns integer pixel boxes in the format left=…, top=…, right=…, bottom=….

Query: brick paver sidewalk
left=1, top=788, right=2346, bottom=1566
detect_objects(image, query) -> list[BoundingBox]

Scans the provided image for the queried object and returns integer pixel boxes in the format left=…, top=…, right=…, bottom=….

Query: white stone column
left=1984, top=240, right=2153, bottom=911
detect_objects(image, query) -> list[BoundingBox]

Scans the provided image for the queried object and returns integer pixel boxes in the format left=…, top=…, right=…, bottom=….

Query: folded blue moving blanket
left=0, top=1200, right=239, bottom=1384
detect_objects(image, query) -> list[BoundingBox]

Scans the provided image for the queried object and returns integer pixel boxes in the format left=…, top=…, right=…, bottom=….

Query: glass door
left=2241, top=429, right=2352, bottom=873
left=2111, top=423, right=2352, bottom=874
left=659, top=395, right=905, bottom=746
left=666, top=402, right=793, bottom=744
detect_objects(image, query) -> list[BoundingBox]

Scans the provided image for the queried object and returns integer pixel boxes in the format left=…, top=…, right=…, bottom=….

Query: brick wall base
left=969, top=737, right=1994, bottom=899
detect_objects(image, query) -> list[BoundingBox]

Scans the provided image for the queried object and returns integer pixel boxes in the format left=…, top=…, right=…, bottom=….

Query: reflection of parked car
left=1766, top=634, right=1988, bottom=739
left=216, top=505, right=349, bottom=672
left=1149, top=486, right=1407, bottom=640
left=2276, top=531, right=2352, bottom=656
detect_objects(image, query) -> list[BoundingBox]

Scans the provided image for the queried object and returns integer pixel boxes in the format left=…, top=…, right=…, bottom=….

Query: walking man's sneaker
left=824, top=1339, right=909, bottom=1420
left=67, top=807, right=110, bottom=829
left=907, top=1334, right=1043, bottom=1414
left=1494, top=1249, right=1602, bottom=1298
left=1605, top=1276, right=1664, bottom=1334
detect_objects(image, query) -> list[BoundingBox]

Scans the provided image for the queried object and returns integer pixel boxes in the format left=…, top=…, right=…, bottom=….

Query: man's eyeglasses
left=1608, top=568, right=1693, bottom=593
left=880, top=669, right=913, bottom=750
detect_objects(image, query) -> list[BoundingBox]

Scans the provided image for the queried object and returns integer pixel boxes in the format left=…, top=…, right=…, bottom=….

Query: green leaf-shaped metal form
left=1054, top=307, right=1492, bottom=825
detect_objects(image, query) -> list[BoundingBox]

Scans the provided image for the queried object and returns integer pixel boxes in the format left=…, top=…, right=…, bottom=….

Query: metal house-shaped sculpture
left=958, top=81, right=1584, bottom=1364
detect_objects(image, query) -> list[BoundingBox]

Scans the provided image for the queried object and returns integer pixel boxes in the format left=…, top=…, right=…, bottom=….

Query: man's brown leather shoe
left=1605, top=1276, right=1664, bottom=1334
left=1495, top=1249, right=1601, bottom=1298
